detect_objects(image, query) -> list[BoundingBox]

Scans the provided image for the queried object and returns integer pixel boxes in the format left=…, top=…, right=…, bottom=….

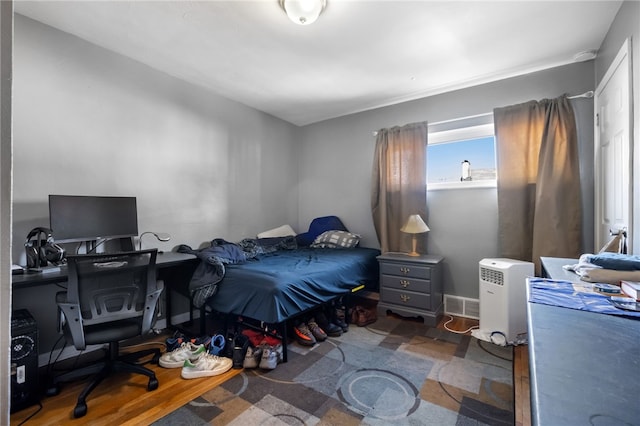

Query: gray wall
left=12, top=15, right=300, bottom=355
left=298, top=63, right=596, bottom=299
left=595, top=0, right=640, bottom=254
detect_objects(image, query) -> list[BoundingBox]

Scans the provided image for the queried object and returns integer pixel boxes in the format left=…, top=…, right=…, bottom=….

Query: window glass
left=427, top=121, right=497, bottom=187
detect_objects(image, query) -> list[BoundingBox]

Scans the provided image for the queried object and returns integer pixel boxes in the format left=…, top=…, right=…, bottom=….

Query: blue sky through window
left=427, top=136, right=496, bottom=183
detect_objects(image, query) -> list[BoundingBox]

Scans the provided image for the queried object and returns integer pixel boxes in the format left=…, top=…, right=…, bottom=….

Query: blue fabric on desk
left=528, top=278, right=640, bottom=318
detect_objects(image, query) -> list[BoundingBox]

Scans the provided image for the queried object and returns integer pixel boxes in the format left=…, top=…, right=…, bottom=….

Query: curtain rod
left=568, top=90, right=594, bottom=99
left=372, top=112, right=493, bottom=136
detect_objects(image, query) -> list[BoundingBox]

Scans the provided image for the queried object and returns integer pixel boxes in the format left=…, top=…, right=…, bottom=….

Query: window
left=427, top=116, right=496, bottom=189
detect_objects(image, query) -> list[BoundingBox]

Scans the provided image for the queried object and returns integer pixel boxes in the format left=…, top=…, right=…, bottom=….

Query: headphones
left=25, top=227, right=65, bottom=268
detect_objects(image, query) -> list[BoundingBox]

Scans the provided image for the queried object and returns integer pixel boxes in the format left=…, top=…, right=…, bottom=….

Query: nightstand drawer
left=381, top=274, right=431, bottom=293
left=379, top=262, right=431, bottom=280
left=381, top=288, right=430, bottom=310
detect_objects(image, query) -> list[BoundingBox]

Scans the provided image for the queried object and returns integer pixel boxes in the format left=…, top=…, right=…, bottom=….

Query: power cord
left=15, top=401, right=43, bottom=425
left=442, top=314, right=479, bottom=334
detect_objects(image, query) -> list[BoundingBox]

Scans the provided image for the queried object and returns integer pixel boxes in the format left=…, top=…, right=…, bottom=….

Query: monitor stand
left=118, top=237, right=135, bottom=251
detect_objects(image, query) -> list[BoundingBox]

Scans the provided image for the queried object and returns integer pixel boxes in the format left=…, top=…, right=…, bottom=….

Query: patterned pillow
left=310, top=230, right=360, bottom=249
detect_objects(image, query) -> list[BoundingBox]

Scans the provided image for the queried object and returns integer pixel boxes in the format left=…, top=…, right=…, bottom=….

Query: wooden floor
left=10, top=334, right=242, bottom=425
left=11, top=317, right=531, bottom=425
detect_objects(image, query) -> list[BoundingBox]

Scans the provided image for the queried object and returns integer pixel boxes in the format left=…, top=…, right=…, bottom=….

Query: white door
left=595, top=39, right=632, bottom=252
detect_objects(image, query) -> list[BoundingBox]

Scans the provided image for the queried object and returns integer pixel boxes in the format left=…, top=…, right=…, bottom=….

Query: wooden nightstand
left=376, top=253, right=444, bottom=326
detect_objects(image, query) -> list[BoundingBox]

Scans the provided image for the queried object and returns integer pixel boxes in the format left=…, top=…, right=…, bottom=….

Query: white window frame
left=427, top=116, right=497, bottom=191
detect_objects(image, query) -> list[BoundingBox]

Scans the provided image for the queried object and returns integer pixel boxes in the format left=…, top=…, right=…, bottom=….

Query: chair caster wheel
left=73, top=403, right=87, bottom=418
left=45, top=385, right=60, bottom=397
left=148, top=377, right=159, bottom=391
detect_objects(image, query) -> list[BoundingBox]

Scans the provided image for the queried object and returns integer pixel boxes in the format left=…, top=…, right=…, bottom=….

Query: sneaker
left=316, top=312, right=342, bottom=337
left=333, top=306, right=349, bottom=332
left=259, top=344, right=283, bottom=370
left=232, top=334, right=251, bottom=369
left=192, top=335, right=212, bottom=349
left=209, top=334, right=226, bottom=356
left=159, top=342, right=206, bottom=369
left=165, top=333, right=186, bottom=352
left=181, top=353, right=233, bottom=379
left=307, top=319, right=327, bottom=341
left=243, top=345, right=263, bottom=369
left=223, top=333, right=235, bottom=359
left=294, top=322, right=316, bottom=346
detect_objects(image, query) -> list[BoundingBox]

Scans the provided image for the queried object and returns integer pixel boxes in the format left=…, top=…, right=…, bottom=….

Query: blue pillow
left=296, top=216, right=348, bottom=246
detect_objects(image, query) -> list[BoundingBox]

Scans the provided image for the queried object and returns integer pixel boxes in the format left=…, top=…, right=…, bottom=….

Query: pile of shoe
left=242, top=343, right=283, bottom=370
left=159, top=339, right=232, bottom=379
left=240, top=329, right=284, bottom=370
left=293, top=304, right=349, bottom=347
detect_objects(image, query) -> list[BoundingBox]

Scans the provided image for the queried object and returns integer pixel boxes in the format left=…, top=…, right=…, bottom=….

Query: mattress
left=206, top=247, right=380, bottom=324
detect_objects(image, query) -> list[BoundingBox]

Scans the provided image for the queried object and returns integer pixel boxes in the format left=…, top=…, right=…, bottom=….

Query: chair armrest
left=141, top=279, right=164, bottom=333
left=58, top=296, right=86, bottom=350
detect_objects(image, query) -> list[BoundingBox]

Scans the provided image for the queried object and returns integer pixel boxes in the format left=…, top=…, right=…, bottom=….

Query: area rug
left=153, top=315, right=514, bottom=425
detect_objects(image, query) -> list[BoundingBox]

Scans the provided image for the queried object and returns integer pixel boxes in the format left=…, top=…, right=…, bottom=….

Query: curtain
left=371, top=122, right=428, bottom=253
left=494, top=96, right=582, bottom=274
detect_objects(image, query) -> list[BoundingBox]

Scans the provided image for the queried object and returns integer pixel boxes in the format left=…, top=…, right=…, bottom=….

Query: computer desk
left=12, top=251, right=197, bottom=288
left=12, top=251, right=199, bottom=361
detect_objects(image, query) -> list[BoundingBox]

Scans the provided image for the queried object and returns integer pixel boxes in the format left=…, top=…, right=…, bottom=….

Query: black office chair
left=47, top=249, right=164, bottom=418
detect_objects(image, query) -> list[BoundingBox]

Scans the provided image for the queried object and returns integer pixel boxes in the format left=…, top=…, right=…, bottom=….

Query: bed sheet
left=206, top=247, right=380, bottom=324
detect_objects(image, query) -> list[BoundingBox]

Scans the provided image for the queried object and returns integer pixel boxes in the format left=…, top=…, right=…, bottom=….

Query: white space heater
left=479, top=258, right=534, bottom=345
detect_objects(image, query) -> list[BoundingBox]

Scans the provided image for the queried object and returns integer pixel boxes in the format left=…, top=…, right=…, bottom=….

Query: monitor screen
left=48, top=195, right=138, bottom=244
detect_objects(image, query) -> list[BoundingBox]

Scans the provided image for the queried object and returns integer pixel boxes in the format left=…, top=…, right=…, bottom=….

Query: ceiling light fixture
left=279, top=0, right=327, bottom=25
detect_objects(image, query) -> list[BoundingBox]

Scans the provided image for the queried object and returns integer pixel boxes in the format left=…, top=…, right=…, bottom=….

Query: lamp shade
left=280, top=0, right=326, bottom=25
left=400, top=214, right=430, bottom=234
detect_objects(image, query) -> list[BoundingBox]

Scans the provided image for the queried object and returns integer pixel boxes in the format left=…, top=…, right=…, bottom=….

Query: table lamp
left=400, top=214, right=430, bottom=256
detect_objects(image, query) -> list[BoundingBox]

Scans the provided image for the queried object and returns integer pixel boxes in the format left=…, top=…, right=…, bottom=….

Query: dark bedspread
left=206, top=247, right=380, bottom=324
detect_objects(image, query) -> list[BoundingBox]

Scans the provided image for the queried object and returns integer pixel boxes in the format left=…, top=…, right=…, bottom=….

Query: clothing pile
left=564, top=252, right=640, bottom=284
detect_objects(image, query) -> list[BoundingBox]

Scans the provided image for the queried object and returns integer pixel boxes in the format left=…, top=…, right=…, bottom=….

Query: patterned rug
left=153, top=315, right=514, bottom=425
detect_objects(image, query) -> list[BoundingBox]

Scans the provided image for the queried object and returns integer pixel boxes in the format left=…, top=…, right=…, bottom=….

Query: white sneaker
left=181, top=353, right=233, bottom=379
left=159, top=342, right=206, bottom=368
left=259, top=344, right=283, bottom=370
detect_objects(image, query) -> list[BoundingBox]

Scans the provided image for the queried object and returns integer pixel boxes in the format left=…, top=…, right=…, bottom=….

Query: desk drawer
left=381, top=274, right=431, bottom=293
left=380, top=262, right=431, bottom=280
left=381, top=288, right=430, bottom=310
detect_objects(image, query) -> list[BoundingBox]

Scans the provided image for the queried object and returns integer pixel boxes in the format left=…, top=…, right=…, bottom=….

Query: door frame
left=594, top=38, right=633, bottom=253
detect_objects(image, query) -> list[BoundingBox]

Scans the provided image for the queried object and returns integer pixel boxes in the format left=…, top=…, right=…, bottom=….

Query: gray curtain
left=371, top=122, right=428, bottom=253
left=494, top=96, right=582, bottom=274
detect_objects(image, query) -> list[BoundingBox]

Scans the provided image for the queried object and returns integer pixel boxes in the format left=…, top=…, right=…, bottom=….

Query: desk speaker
left=11, top=309, right=39, bottom=413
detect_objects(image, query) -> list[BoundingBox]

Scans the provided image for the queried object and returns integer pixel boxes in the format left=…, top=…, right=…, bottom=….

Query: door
left=595, top=39, right=632, bottom=252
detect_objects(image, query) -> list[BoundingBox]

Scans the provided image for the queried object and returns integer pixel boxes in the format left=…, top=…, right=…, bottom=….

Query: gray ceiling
left=15, top=1, right=622, bottom=126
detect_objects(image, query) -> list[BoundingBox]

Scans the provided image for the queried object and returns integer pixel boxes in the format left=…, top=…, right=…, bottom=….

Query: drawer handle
left=400, top=280, right=410, bottom=288
left=400, top=294, right=410, bottom=303
left=400, top=267, right=411, bottom=274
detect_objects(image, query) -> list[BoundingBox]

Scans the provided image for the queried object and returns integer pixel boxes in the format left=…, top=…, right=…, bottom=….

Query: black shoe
left=316, top=312, right=342, bottom=337
left=223, top=333, right=235, bottom=359
left=232, top=334, right=250, bottom=369
left=333, top=306, right=349, bottom=332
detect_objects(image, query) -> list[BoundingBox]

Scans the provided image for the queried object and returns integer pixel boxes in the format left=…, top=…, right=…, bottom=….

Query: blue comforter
left=206, top=247, right=380, bottom=324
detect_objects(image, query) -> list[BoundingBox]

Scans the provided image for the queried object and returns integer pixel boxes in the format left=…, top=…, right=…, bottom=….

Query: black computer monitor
left=48, top=195, right=138, bottom=250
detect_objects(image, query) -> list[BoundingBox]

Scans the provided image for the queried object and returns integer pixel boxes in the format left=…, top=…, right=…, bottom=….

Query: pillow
left=296, top=216, right=348, bottom=246
left=310, top=230, right=360, bottom=249
left=257, top=224, right=296, bottom=239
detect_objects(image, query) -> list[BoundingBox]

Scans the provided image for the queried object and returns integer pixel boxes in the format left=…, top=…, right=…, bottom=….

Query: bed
left=177, top=217, right=381, bottom=361
left=206, top=246, right=380, bottom=324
